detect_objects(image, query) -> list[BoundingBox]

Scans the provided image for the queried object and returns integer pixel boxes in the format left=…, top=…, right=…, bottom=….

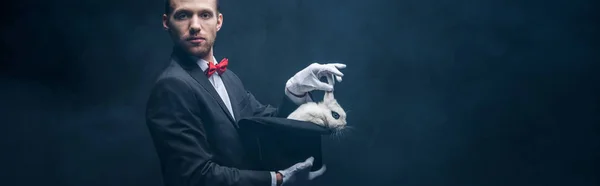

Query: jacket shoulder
left=154, top=61, right=192, bottom=83
left=147, top=62, right=197, bottom=95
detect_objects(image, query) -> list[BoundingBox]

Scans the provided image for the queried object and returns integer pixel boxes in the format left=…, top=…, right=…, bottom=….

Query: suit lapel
left=220, top=71, right=241, bottom=121
left=171, top=55, right=237, bottom=125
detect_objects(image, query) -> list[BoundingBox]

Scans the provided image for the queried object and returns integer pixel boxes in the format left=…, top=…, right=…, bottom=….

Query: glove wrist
left=278, top=170, right=291, bottom=185
left=286, top=87, right=306, bottom=97
left=285, top=79, right=304, bottom=96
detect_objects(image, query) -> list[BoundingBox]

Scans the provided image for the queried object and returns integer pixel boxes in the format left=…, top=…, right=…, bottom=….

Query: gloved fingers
left=312, top=81, right=334, bottom=92
left=324, top=74, right=335, bottom=86
left=292, top=162, right=313, bottom=174
left=297, top=156, right=315, bottom=170
left=304, top=156, right=315, bottom=165
left=335, top=75, right=342, bottom=83
left=302, top=156, right=315, bottom=167
left=324, top=73, right=343, bottom=84
left=308, top=165, right=327, bottom=180
left=320, top=65, right=344, bottom=77
left=327, top=63, right=347, bottom=69
left=295, top=156, right=315, bottom=170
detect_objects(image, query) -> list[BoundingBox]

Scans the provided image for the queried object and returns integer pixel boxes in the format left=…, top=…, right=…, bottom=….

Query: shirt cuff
left=270, top=171, right=277, bottom=186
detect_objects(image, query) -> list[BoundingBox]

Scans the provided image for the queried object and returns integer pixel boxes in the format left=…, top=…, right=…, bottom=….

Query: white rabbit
left=287, top=74, right=347, bottom=130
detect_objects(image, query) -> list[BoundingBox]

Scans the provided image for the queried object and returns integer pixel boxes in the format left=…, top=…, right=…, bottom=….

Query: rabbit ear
left=324, top=91, right=334, bottom=101
left=322, top=74, right=335, bottom=101
left=325, top=74, right=335, bottom=86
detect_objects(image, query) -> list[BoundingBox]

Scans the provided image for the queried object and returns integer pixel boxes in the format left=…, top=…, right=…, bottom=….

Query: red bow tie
left=205, top=58, right=228, bottom=77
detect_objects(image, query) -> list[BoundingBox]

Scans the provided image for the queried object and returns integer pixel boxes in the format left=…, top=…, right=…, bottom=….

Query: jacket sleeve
left=145, top=77, right=272, bottom=186
left=245, top=89, right=314, bottom=119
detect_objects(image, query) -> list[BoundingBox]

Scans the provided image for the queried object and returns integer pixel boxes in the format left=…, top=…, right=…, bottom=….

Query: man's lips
left=187, top=37, right=205, bottom=44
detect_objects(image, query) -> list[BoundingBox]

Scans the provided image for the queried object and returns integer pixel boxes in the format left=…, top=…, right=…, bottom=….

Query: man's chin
left=184, top=46, right=210, bottom=58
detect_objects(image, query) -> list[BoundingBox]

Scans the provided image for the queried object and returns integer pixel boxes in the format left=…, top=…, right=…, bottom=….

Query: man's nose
left=190, top=16, right=201, bottom=33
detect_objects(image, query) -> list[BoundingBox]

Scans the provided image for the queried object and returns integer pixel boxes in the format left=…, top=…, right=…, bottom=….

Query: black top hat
left=237, top=117, right=332, bottom=172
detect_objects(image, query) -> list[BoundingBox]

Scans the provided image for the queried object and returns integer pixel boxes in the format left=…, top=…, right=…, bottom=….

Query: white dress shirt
left=196, top=56, right=308, bottom=186
left=197, top=56, right=236, bottom=121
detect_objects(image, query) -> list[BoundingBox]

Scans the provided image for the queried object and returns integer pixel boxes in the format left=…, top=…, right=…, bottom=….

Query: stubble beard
left=171, top=30, right=215, bottom=60
left=183, top=39, right=213, bottom=59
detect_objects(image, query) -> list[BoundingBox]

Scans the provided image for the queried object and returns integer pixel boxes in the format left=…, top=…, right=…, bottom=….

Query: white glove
left=278, top=157, right=326, bottom=186
left=285, top=63, right=346, bottom=103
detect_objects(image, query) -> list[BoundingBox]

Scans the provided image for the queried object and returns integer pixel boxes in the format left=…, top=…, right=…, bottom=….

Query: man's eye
left=201, top=13, right=211, bottom=19
left=175, top=13, right=189, bottom=20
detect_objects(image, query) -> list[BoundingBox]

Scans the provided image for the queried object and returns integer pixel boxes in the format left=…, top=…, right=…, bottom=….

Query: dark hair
left=164, top=0, right=220, bottom=15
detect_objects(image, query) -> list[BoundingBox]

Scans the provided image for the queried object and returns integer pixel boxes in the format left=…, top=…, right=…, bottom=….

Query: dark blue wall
left=1, top=0, right=598, bottom=185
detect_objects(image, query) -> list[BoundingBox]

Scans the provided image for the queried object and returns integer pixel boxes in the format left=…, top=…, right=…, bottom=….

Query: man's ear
left=217, top=13, right=223, bottom=31
left=162, top=14, right=169, bottom=30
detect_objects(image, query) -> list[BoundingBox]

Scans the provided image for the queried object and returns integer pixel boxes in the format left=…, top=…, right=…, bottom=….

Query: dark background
left=1, top=0, right=599, bottom=185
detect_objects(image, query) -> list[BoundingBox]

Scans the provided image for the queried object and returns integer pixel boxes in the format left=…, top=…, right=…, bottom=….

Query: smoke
left=2, top=0, right=598, bottom=185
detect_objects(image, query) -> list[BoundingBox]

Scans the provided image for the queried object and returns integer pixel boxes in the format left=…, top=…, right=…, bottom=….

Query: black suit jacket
left=145, top=49, right=303, bottom=186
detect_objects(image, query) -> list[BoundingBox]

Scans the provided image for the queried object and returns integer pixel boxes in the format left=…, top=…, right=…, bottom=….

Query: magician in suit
left=145, top=0, right=346, bottom=186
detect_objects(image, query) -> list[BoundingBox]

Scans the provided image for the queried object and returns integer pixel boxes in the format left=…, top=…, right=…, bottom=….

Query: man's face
left=163, top=0, right=222, bottom=58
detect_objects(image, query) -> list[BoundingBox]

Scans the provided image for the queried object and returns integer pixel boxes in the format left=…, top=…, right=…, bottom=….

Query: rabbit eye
left=331, top=111, right=340, bottom=119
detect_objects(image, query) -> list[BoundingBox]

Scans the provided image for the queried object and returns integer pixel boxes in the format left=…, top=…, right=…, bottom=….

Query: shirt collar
left=192, top=55, right=218, bottom=72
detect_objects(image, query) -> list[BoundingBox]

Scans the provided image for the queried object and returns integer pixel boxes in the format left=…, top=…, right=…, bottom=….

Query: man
left=145, top=0, right=346, bottom=186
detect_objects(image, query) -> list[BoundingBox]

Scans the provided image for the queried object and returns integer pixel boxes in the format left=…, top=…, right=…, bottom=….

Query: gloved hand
left=277, top=157, right=326, bottom=186
left=285, top=63, right=346, bottom=103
